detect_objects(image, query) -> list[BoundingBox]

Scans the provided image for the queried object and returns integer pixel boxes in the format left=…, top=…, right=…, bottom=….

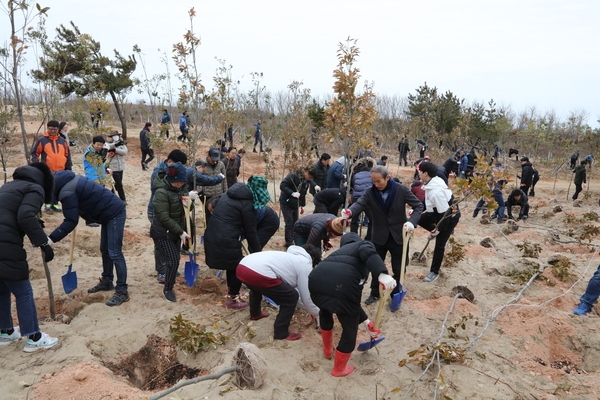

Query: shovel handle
left=399, top=228, right=411, bottom=286
left=68, top=227, right=77, bottom=265
left=373, top=284, right=393, bottom=330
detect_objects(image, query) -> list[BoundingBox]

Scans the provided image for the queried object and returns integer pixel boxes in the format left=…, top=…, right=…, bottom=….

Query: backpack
left=532, top=169, right=539, bottom=184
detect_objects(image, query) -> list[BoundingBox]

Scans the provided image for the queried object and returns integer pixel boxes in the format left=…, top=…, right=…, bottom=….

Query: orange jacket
left=30, top=132, right=72, bottom=172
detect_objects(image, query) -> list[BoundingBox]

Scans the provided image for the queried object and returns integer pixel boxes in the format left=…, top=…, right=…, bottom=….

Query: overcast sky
left=16, top=0, right=600, bottom=126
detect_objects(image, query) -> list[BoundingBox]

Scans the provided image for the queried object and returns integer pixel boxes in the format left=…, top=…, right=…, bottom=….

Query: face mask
left=112, top=136, right=120, bottom=142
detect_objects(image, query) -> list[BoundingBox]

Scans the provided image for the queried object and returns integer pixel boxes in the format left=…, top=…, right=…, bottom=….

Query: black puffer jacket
left=204, top=183, right=261, bottom=271
left=309, top=160, right=329, bottom=195
left=521, top=162, right=534, bottom=186
left=0, top=165, right=53, bottom=280
left=293, top=213, right=336, bottom=247
left=308, top=233, right=387, bottom=316
left=280, top=170, right=312, bottom=208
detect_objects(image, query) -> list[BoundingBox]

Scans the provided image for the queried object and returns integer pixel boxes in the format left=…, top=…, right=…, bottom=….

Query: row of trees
left=1, top=2, right=598, bottom=170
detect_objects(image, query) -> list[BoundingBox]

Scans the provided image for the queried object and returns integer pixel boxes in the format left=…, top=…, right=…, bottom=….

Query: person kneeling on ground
left=506, top=188, right=529, bottom=221
left=236, top=244, right=321, bottom=341
left=415, top=161, right=461, bottom=283
left=308, top=233, right=396, bottom=377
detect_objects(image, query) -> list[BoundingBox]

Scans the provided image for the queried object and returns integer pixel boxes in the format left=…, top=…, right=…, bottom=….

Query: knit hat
left=167, top=149, right=187, bottom=164
left=327, top=217, right=346, bottom=236
left=165, top=162, right=188, bottom=183
left=247, top=175, right=271, bottom=209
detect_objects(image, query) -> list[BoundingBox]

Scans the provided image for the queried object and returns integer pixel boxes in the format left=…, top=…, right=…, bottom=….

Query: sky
left=10, top=0, right=600, bottom=127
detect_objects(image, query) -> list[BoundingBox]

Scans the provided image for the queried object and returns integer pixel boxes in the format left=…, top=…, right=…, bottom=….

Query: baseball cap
left=209, top=148, right=220, bottom=161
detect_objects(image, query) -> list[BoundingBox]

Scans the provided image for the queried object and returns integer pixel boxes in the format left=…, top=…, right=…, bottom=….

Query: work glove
left=300, top=206, right=305, bottom=215
left=342, top=174, right=347, bottom=179
left=179, top=232, right=191, bottom=248
left=429, top=229, right=439, bottom=238
left=341, top=209, right=352, bottom=219
left=291, top=192, right=301, bottom=198
left=363, top=319, right=380, bottom=338
left=408, top=209, right=413, bottom=216
left=108, top=151, right=116, bottom=158
left=189, top=190, right=199, bottom=201
left=106, top=168, right=112, bottom=175
left=314, top=185, right=321, bottom=192
left=41, top=243, right=54, bottom=262
left=46, top=236, right=53, bottom=245
left=311, top=315, right=320, bottom=329
left=323, top=241, right=334, bottom=251
left=583, top=183, right=587, bottom=189
left=218, top=173, right=225, bottom=179
left=181, top=196, right=191, bottom=208
left=378, top=273, right=397, bottom=290
left=403, top=222, right=415, bottom=233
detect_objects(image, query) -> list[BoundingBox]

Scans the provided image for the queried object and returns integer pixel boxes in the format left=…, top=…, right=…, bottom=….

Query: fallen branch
left=147, top=366, right=240, bottom=400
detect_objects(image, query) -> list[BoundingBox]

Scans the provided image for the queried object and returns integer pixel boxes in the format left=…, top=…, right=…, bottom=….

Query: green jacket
left=150, top=177, right=193, bottom=241
left=574, top=165, right=587, bottom=185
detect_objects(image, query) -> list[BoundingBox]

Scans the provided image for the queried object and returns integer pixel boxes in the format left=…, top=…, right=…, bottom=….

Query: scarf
left=371, top=178, right=397, bottom=214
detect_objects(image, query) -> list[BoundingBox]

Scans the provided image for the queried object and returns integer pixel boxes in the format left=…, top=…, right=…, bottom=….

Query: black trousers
left=371, top=233, right=408, bottom=297
left=319, top=308, right=368, bottom=353
left=111, top=170, right=126, bottom=201
left=243, top=279, right=299, bottom=339
left=280, top=201, right=298, bottom=245
left=418, top=211, right=461, bottom=274
left=141, top=149, right=154, bottom=167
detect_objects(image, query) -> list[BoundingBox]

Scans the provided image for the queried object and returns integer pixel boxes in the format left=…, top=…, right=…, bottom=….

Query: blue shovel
left=61, top=229, right=78, bottom=294
left=390, top=228, right=411, bottom=312
left=183, top=197, right=199, bottom=287
left=357, top=284, right=393, bottom=351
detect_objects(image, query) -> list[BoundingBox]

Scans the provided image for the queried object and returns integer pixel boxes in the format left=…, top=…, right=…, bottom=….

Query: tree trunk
left=9, top=5, right=30, bottom=164
left=109, top=90, right=128, bottom=139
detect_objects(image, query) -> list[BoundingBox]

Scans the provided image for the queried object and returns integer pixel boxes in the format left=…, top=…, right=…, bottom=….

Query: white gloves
left=378, top=273, right=397, bottom=290
left=47, top=237, right=53, bottom=245
left=314, top=185, right=321, bottom=192
left=179, top=232, right=191, bottom=248
left=404, top=222, right=415, bottom=232
left=583, top=183, right=587, bottom=189
left=291, top=192, right=301, bottom=198
left=342, top=174, right=347, bottom=179
left=341, top=209, right=352, bottom=219
left=189, top=190, right=199, bottom=201
left=430, top=229, right=439, bottom=238
left=181, top=196, right=191, bottom=208
left=218, top=173, right=225, bottom=179
left=408, top=209, right=413, bottom=216
left=363, top=319, right=380, bottom=338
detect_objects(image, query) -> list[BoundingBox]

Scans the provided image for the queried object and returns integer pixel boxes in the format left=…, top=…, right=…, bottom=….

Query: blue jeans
left=100, top=208, right=128, bottom=292
left=474, top=190, right=505, bottom=221
left=0, top=279, right=39, bottom=337
left=580, top=264, right=600, bottom=309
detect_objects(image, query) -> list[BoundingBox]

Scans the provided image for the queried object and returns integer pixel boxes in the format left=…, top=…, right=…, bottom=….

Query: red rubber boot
left=320, top=329, right=333, bottom=359
left=331, top=350, right=355, bottom=377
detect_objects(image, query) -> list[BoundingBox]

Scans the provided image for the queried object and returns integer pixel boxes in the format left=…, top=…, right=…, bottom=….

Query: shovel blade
left=61, top=264, right=78, bottom=294
left=184, top=253, right=199, bottom=287
left=390, top=287, right=407, bottom=312
left=357, top=336, right=385, bottom=352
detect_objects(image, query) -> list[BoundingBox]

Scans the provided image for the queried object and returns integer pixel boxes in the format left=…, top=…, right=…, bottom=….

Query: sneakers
left=163, top=289, right=176, bottom=302
left=23, top=332, right=58, bottom=353
left=44, top=204, right=52, bottom=212
left=157, top=273, right=166, bottom=284
left=88, top=279, right=115, bottom=293
left=106, top=291, right=130, bottom=306
left=573, top=303, right=591, bottom=316
left=423, top=272, right=439, bottom=282
left=0, top=326, right=20, bottom=345
left=50, top=204, right=62, bottom=211
left=250, top=311, right=269, bottom=321
left=364, top=296, right=380, bottom=305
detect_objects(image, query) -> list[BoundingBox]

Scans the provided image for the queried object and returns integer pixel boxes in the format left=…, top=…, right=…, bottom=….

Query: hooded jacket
left=237, top=246, right=319, bottom=316
left=83, top=145, right=108, bottom=184
left=150, top=176, right=192, bottom=241
left=308, top=233, right=387, bottom=316
left=49, top=170, right=125, bottom=242
left=0, top=164, right=53, bottom=280
left=421, top=175, right=460, bottom=232
left=106, top=140, right=128, bottom=172
left=204, top=183, right=261, bottom=271
left=202, top=158, right=228, bottom=198
left=520, top=161, right=534, bottom=186
left=326, top=156, right=346, bottom=189
left=310, top=160, right=329, bottom=195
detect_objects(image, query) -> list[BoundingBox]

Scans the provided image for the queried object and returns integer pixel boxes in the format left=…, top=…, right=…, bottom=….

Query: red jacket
left=31, top=132, right=71, bottom=172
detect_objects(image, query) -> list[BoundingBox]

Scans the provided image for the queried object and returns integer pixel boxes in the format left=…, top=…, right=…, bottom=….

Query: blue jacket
left=49, top=170, right=125, bottom=242
left=459, top=155, right=468, bottom=173
left=186, top=166, right=224, bottom=190
left=179, top=114, right=187, bottom=129
left=327, top=158, right=345, bottom=189
left=351, top=171, right=372, bottom=198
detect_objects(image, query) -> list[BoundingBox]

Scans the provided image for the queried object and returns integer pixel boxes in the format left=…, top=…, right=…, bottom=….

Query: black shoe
left=253, top=148, right=257, bottom=153
left=106, top=291, right=130, bottom=306
left=88, top=279, right=115, bottom=293
left=163, top=289, right=176, bottom=303
left=364, top=296, right=380, bottom=305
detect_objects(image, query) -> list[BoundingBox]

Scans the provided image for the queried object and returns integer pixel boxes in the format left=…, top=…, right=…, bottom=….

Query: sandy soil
left=1, top=128, right=600, bottom=400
